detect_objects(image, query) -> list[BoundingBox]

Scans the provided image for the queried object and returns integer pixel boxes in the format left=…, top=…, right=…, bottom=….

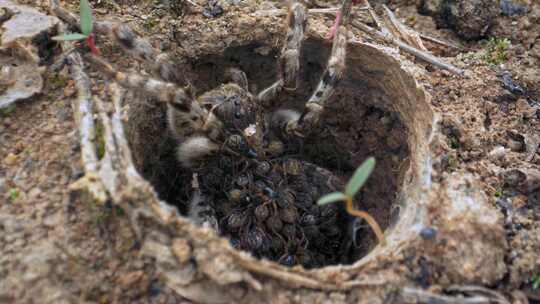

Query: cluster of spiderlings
left=197, top=156, right=349, bottom=268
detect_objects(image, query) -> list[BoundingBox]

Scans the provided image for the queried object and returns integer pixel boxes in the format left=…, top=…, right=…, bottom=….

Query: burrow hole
left=126, top=40, right=410, bottom=268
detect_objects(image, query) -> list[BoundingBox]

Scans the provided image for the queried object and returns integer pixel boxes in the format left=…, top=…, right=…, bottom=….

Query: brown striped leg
left=257, top=1, right=307, bottom=106
left=188, top=176, right=219, bottom=231
left=295, top=0, right=352, bottom=136
left=98, top=22, right=187, bottom=84
left=272, top=0, right=352, bottom=138
left=85, top=54, right=213, bottom=145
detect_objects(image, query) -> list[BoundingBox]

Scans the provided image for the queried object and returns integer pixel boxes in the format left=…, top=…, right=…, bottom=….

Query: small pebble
left=228, top=189, right=242, bottom=203
left=508, top=139, right=524, bottom=152
left=500, top=0, right=529, bottom=16
left=515, top=98, right=537, bottom=119
left=63, top=84, right=76, bottom=97
left=3, top=153, right=17, bottom=165
left=488, top=146, right=507, bottom=160
left=28, top=187, right=42, bottom=199
left=4, top=233, right=16, bottom=244
left=419, top=227, right=438, bottom=240
left=510, top=195, right=528, bottom=209
left=43, top=211, right=63, bottom=228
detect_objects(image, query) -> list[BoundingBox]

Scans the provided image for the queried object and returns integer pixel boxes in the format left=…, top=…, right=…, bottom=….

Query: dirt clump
left=418, top=0, right=500, bottom=39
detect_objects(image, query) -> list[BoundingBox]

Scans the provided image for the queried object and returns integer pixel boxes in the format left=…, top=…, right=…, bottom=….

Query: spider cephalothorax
left=87, top=0, right=358, bottom=267
left=170, top=79, right=263, bottom=167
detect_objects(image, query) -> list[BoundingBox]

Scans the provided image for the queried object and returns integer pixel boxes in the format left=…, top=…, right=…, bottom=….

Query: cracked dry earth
left=0, top=0, right=540, bottom=303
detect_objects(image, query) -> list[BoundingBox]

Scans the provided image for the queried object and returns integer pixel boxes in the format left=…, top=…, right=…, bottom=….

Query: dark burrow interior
left=126, top=39, right=410, bottom=268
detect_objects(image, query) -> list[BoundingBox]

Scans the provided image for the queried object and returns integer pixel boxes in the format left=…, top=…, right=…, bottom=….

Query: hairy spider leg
left=257, top=1, right=307, bottom=106
left=269, top=0, right=352, bottom=139
left=296, top=0, right=352, bottom=135
left=85, top=54, right=218, bottom=144
left=86, top=55, right=192, bottom=108
left=86, top=56, right=221, bottom=228
left=93, top=22, right=187, bottom=84
left=189, top=185, right=219, bottom=232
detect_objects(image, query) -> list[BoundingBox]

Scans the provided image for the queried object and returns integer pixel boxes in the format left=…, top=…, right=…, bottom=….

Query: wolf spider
left=84, top=0, right=372, bottom=267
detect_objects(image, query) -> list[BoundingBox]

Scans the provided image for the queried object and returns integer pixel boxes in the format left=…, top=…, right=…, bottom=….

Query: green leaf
left=9, top=188, right=19, bottom=201
left=345, top=157, right=376, bottom=197
left=533, top=274, right=540, bottom=290
left=317, top=192, right=347, bottom=206
left=79, top=0, right=93, bottom=36
left=52, top=33, right=88, bottom=41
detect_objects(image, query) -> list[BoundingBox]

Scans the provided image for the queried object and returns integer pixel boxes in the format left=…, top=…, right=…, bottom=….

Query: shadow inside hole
left=126, top=39, right=410, bottom=267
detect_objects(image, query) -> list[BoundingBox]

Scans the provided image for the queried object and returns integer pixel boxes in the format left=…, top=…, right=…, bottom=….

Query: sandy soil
left=0, top=0, right=539, bottom=302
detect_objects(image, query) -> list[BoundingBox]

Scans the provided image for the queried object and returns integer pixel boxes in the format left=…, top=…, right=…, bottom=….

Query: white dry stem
left=254, top=6, right=367, bottom=17
left=351, top=20, right=465, bottom=76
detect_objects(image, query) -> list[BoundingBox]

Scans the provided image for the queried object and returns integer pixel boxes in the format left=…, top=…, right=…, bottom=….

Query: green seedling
left=317, top=157, right=385, bottom=245
left=8, top=188, right=19, bottom=202
left=494, top=187, right=504, bottom=198
left=532, top=274, right=540, bottom=290
left=483, top=37, right=510, bottom=65
left=52, top=0, right=100, bottom=55
left=448, top=135, right=460, bottom=149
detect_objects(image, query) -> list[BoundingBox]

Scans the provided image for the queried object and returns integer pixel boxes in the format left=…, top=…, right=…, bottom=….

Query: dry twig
left=289, top=0, right=465, bottom=76
left=447, top=285, right=511, bottom=304
left=419, top=33, right=462, bottom=50
left=381, top=4, right=427, bottom=51
left=351, top=20, right=465, bottom=76
left=401, top=287, right=491, bottom=304
left=255, top=6, right=367, bottom=17
left=401, top=286, right=511, bottom=304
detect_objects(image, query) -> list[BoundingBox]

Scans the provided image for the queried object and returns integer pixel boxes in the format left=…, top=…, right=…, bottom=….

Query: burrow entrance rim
left=125, top=37, right=434, bottom=269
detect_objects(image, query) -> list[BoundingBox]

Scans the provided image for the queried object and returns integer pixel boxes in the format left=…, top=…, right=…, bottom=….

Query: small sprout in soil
left=113, top=205, right=125, bottom=217
left=406, top=15, right=417, bottom=26
left=52, top=0, right=100, bottom=55
left=8, top=188, right=19, bottom=202
left=317, top=157, right=386, bottom=245
left=448, top=135, right=460, bottom=149
left=441, top=153, right=458, bottom=173
left=494, top=187, right=504, bottom=198
left=532, top=274, right=540, bottom=290
left=483, top=37, right=511, bottom=65
left=47, top=73, right=70, bottom=90
left=446, top=154, right=458, bottom=172
left=143, top=17, right=160, bottom=30
left=458, top=51, right=480, bottom=65
left=88, top=202, right=122, bottom=229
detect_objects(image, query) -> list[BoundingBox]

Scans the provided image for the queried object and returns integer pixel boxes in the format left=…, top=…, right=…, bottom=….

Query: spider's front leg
left=79, top=23, right=224, bottom=230
left=103, top=23, right=188, bottom=84
left=257, top=1, right=307, bottom=106
left=86, top=55, right=220, bottom=167
left=86, top=55, right=193, bottom=108
left=273, top=0, right=353, bottom=138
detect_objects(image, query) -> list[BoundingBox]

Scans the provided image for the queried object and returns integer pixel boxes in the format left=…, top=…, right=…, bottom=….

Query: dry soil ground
left=0, top=0, right=539, bottom=303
